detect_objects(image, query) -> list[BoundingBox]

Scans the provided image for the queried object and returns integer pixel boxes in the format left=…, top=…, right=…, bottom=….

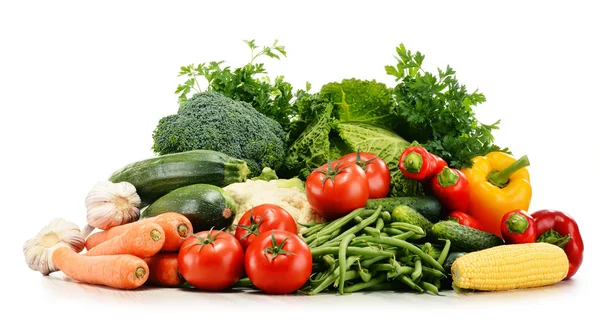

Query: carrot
left=85, top=222, right=165, bottom=258
left=52, top=246, right=149, bottom=289
left=143, top=252, right=184, bottom=287
left=85, top=212, right=192, bottom=251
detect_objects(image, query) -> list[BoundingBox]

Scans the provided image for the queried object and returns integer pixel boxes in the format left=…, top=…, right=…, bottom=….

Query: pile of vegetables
left=22, top=40, right=584, bottom=295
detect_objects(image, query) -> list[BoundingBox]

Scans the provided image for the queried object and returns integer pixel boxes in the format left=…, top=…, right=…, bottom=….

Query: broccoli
left=152, top=92, right=287, bottom=175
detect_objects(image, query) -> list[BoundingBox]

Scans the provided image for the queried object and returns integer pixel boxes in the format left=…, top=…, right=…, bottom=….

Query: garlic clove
left=84, top=181, right=141, bottom=235
left=24, top=218, right=85, bottom=275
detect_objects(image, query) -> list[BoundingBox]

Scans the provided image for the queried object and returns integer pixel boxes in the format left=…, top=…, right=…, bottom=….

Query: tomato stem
left=264, top=231, right=294, bottom=261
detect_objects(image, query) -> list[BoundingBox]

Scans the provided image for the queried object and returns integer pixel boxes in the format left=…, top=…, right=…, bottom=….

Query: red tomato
left=244, top=230, right=312, bottom=294
left=305, top=160, right=369, bottom=220
left=178, top=230, right=244, bottom=291
left=234, top=204, right=298, bottom=250
left=339, top=151, right=391, bottom=198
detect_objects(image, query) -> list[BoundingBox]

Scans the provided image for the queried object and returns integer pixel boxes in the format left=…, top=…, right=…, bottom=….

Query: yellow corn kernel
left=451, top=243, right=569, bottom=291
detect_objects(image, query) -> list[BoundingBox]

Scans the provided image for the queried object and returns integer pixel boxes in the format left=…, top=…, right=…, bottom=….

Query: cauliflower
left=223, top=178, right=324, bottom=233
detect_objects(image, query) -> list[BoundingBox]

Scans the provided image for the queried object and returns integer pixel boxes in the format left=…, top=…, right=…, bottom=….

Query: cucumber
left=109, top=150, right=250, bottom=207
left=366, top=197, right=442, bottom=222
left=442, top=252, right=467, bottom=273
left=430, top=221, right=504, bottom=253
left=391, top=205, right=433, bottom=232
left=141, top=184, right=236, bottom=232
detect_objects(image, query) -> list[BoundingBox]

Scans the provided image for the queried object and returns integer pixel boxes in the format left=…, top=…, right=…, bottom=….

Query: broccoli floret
left=152, top=92, right=287, bottom=175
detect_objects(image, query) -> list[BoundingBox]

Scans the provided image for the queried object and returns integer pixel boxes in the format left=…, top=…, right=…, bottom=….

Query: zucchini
left=391, top=205, right=433, bottom=232
left=109, top=150, right=250, bottom=207
left=365, top=197, right=442, bottom=222
left=430, top=221, right=504, bottom=253
left=141, top=184, right=236, bottom=232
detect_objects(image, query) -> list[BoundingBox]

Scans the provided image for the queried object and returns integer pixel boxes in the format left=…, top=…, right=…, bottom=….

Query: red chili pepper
left=429, top=153, right=448, bottom=176
left=500, top=209, right=536, bottom=244
left=399, top=147, right=436, bottom=182
left=430, top=167, right=469, bottom=213
left=532, top=209, right=584, bottom=280
left=448, top=211, right=483, bottom=230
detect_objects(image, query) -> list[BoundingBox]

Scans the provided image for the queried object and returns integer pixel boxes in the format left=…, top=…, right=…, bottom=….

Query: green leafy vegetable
left=320, top=79, right=396, bottom=129
left=175, top=39, right=297, bottom=132
left=386, top=43, right=508, bottom=168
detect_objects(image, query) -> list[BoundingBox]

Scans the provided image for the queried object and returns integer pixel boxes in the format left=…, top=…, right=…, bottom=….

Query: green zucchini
left=365, top=197, right=442, bottom=222
left=430, top=221, right=504, bottom=253
left=109, top=150, right=250, bottom=207
left=391, top=205, right=433, bottom=232
left=141, top=184, right=236, bottom=232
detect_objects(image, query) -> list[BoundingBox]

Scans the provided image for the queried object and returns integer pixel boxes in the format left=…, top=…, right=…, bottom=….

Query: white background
left=2, top=0, right=599, bottom=321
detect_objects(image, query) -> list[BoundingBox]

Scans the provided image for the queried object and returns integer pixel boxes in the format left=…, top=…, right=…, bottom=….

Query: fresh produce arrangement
left=23, top=40, right=584, bottom=296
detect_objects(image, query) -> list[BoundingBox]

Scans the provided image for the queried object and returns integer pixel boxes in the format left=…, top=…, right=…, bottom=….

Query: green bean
left=363, top=282, right=401, bottom=291
left=420, top=281, right=439, bottom=295
left=308, top=233, right=331, bottom=247
left=380, top=211, right=391, bottom=222
left=355, top=236, right=445, bottom=272
left=411, top=259, right=422, bottom=281
left=353, top=216, right=364, bottom=224
left=421, top=243, right=433, bottom=256
left=298, top=222, right=323, bottom=228
left=330, top=206, right=381, bottom=243
left=359, top=268, right=372, bottom=282
left=437, top=239, right=451, bottom=265
left=338, top=234, right=355, bottom=294
left=334, top=270, right=359, bottom=288
left=361, top=255, right=389, bottom=268
left=400, top=275, right=424, bottom=292
left=344, top=274, right=387, bottom=293
left=320, top=208, right=372, bottom=236
left=422, top=266, right=446, bottom=278
left=311, top=246, right=395, bottom=259
left=375, top=218, right=385, bottom=231
left=382, top=227, right=404, bottom=235
left=309, top=256, right=359, bottom=295
left=387, top=222, right=425, bottom=235
left=387, top=258, right=403, bottom=279
left=301, top=223, right=327, bottom=237
left=363, top=226, right=380, bottom=237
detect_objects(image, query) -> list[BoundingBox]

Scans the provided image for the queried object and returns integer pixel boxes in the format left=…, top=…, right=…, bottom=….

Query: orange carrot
left=52, top=246, right=149, bottom=289
left=85, top=212, right=192, bottom=251
left=143, top=252, right=184, bottom=287
left=85, top=222, right=165, bottom=258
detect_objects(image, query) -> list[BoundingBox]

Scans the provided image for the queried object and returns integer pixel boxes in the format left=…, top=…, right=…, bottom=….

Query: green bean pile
left=299, top=206, right=451, bottom=295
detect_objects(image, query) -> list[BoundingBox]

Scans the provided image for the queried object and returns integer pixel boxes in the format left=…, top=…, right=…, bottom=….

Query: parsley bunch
left=175, top=40, right=297, bottom=132
left=386, top=44, right=508, bottom=169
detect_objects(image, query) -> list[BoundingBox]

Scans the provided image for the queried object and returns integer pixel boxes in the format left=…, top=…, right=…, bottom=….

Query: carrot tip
left=135, top=267, right=147, bottom=279
left=150, top=229, right=162, bottom=241
left=177, top=224, right=189, bottom=238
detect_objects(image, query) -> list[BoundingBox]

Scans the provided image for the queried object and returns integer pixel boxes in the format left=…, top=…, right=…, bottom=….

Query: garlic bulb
left=81, top=181, right=141, bottom=238
left=23, top=218, right=85, bottom=275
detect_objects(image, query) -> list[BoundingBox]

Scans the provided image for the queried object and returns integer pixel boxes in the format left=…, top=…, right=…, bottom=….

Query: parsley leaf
left=386, top=43, right=509, bottom=168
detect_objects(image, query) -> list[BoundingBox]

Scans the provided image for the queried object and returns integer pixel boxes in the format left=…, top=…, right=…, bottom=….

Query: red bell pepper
left=431, top=167, right=469, bottom=213
left=448, top=211, right=483, bottom=230
left=398, top=146, right=436, bottom=182
left=500, top=209, right=536, bottom=244
left=532, top=209, right=584, bottom=280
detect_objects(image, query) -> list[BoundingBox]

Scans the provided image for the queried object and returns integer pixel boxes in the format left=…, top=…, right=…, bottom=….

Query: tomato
left=244, top=230, right=312, bottom=294
left=339, top=151, right=391, bottom=198
left=306, top=160, right=369, bottom=220
left=234, top=204, right=298, bottom=250
left=178, top=230, right=244, bottom=291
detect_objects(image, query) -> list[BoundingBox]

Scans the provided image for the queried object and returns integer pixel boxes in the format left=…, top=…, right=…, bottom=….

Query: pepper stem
left=487, top=155, right=530, bottom=188
left=403, top=152, right=423, bottom=173
left=436, top=167, right=458, bottom=187
left=506, top=213, right=529, bottom=234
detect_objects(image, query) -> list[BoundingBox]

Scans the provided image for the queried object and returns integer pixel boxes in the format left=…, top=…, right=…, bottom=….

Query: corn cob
left=451, top=243, right=569, bottom=291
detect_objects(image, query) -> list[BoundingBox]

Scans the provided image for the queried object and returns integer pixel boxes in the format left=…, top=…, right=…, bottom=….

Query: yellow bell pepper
left=461, top=152, right=532, bottom=237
